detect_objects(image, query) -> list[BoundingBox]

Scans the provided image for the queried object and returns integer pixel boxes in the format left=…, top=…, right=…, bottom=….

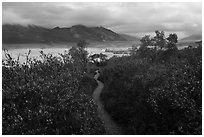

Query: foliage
left=99, top=35, right=202, bottom=134
left=68, top=40, right=89, bottom=73
left=153, top=30, right=166, bottom=49
left=166, top=33, right=178, bottom=51
left=2, top=46, right=105, bottom=134
left=134, top=31, right=178, bottom=53
left=89, top=53, right=108, bottom=67
left=140, top=35, right=153, bottom=49
left=131, top=31, right=179, bottom=61
left=79, top=74, right=98, bottom=96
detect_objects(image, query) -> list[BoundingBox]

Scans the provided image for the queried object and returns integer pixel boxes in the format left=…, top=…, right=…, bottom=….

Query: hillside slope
left=180, top=34, right=202, bottom=41
left=3, top=24, right=127, bottom=44
left=120, top=34, right=140, bottom=41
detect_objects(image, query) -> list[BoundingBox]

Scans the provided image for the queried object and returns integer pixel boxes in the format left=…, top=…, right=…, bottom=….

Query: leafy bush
left=99, top=46, right=201, bottom=135
left=2, top=50, right=105, bottom=135
left=79, top=74, right=98, bottom=96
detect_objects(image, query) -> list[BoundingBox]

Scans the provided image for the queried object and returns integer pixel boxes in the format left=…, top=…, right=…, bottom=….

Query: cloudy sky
left=2, top=2, right=202, bottom=38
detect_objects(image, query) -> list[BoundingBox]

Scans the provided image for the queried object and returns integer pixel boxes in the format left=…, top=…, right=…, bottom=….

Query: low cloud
left=2, top=2, right=202, bottom=38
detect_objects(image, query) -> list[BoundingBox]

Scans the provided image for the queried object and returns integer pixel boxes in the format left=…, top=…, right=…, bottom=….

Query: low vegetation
left=2, top=41, right=105, bottom=135
left=99, top=31, right=202, bottom=135
left=2, top=31, right=202, bottom=135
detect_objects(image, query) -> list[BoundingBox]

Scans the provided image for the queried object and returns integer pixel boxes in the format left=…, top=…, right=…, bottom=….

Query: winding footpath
left=92, top=71, right=122, bottom=135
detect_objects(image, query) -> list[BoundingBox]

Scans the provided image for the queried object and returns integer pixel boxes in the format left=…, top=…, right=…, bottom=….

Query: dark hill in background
left=120, top=34, right=140, bottom=41
left=180, top=34, right=202, bottom=42
left=3, top=24, right=127, bottom=44
left=178, top=34, right=202, bottom=47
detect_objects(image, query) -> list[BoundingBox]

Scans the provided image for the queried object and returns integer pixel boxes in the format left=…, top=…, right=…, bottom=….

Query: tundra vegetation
left=2, top=31, right=202, bottom=135
left=2, top=40, right=105, bottom=135
left=99, top=31, right=202, bottom=135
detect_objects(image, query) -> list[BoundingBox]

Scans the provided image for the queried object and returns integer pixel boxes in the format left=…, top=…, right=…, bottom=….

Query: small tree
left=69, top=40, right=89, bottom=73
left=140, top=35, right=153, bottom=49
left=153, top=30, right=166, bottom=50
left=166, top=33, right=178, bottom=51
left=137, top=35, right=155, bottom=59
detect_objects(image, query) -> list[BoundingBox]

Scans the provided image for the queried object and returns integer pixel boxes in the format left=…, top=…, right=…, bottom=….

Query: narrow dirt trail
left=92, top=71, right=122, bottom=135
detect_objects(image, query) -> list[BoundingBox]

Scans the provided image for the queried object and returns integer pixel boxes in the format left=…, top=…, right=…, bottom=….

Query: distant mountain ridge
left=120, top=34, right=140, bottom=41
left=2, top=24, right=127, bottom=44
left=180, top=34, right=202, bottom=41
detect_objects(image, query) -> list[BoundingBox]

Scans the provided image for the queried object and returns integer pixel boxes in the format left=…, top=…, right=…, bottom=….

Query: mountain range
left=3, top=24, right=136, bottom=44
left=3, top=24, right=201, bottom=45
left=180, top=34, right=202, bottom=41
left=119, top=34, right=140, bottom=41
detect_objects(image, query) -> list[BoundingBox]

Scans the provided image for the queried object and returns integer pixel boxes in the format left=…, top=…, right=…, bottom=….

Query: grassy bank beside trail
left=99, top=46, right=202, bottom=135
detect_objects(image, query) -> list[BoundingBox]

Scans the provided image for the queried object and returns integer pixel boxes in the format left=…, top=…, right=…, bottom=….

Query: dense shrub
left=2, top=51, right=105, bottom=135
left=79, top=74, right=98, bottom=96
left=99, top=46, right=202, bottom=135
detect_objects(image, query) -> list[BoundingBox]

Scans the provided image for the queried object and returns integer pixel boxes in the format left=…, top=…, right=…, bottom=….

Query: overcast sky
left=2, top=2, right=202, bottom=38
